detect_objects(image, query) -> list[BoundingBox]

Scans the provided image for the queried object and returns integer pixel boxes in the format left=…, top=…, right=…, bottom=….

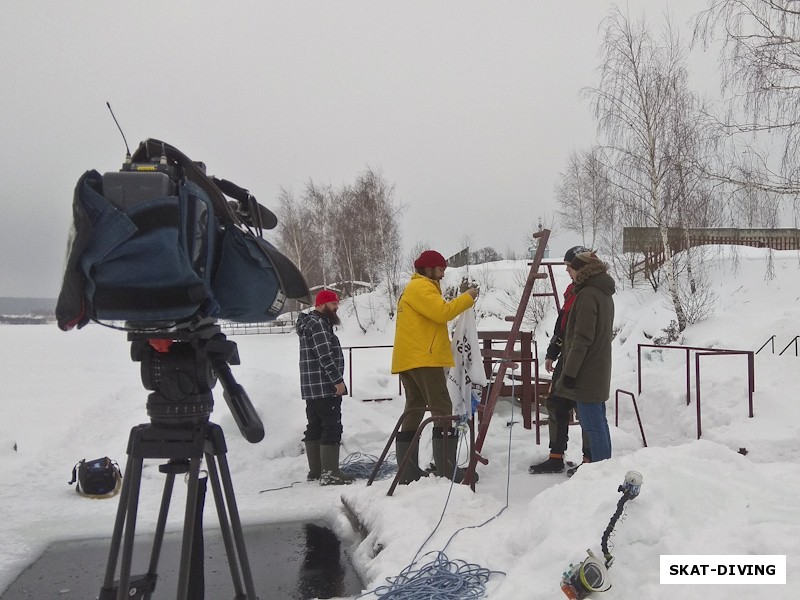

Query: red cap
left=413, top=250, right=447, bottom=269
left=314, top=289, right=340, bottom=307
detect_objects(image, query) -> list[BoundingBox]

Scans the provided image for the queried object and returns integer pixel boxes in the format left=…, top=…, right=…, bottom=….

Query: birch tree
left=695, top=0, right=800, bottom=194
left=586, top=8, right=706, bottom=331
left=556, top=147, right=612, bottom=249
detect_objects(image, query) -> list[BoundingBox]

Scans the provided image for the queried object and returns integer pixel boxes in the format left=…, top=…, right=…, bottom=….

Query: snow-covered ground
left=1, top=245, right=799, bottom=599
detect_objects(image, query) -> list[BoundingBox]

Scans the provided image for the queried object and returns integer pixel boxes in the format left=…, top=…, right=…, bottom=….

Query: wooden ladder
left=471, top=229, right=553, bottom=469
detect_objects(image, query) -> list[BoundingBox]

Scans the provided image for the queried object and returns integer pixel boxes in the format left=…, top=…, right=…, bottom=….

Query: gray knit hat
left=563, top=245, right=589, bottom=264
left=568, top=250, right=599, bottom=271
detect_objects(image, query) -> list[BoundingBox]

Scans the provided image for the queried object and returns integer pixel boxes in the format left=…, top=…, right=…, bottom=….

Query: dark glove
left=562, top=375, right=576, bottom=389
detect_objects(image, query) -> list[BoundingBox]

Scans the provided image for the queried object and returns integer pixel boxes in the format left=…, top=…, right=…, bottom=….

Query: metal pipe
left=614, top=389, right=648, bottom=447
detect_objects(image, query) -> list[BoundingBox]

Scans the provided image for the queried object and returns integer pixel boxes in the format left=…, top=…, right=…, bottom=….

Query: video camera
left=55, top=139, right=311, bottom=443
left=56, top=138, right=311, bottom=331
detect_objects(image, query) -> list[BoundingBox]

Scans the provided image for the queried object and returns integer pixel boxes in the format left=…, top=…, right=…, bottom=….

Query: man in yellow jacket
left=391, top=250, right=479, bottom=483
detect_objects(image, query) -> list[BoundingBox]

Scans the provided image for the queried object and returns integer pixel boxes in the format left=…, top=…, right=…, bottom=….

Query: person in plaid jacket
left=296, top=289, right=353, bottom=485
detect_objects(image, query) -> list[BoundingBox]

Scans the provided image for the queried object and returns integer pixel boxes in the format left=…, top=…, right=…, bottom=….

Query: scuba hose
left=560, top=470, right=643, bottom=599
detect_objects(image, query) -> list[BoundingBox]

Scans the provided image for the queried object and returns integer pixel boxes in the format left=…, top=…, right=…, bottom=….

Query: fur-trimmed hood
left=574, top=259, right=615, bottom=296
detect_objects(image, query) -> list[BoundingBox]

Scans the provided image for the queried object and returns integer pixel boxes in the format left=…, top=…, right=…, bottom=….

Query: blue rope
left=359, top=361, right=516, bottom=598
left=370, top=550, right=497, bottom=599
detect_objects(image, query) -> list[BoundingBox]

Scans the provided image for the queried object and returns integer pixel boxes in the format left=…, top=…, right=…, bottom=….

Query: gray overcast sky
left=0, top=0, right=710, bottom=298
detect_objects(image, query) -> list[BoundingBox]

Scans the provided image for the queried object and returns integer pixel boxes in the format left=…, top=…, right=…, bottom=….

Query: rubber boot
left=319, top=443, right=354, bottom=486
left=395, top=431, right=427, bottom=484
left=529, top=453, right=565, bottom=474
left=304, top=440, right=321, bottom=481
left=432, top=427, right=477, bottom=483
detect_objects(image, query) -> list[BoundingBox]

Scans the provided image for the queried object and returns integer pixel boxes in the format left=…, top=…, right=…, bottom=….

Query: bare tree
left=556, top=147, right=612, bottom=248
left=586, top=8, right=709, bottom=331
left=277, top=186, right=325, bottom=289
left=597, top=185, right=650, bottom=289
left=695, top=0, right=800, bottom=194
left=354, top=167, right=405, bottom=314
left=501, top=264, right=551, bottom=334
left=309, top=168, right=405, bottom=332
left=407, top=242, right=431, bottom=270
left=302, top=180, right=336, bottom=288
left=277, top=169, right=404, bottom=328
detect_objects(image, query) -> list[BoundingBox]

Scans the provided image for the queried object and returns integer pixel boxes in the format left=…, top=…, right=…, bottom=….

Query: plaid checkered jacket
left=296, top=310, right=345, bottom=400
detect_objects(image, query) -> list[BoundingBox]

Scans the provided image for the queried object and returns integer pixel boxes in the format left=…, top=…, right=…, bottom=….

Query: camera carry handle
left=210, top=176, right=278, bottom=233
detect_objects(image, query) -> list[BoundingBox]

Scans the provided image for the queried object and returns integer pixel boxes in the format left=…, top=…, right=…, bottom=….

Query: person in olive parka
left=553, top=250, right=616, bottom=470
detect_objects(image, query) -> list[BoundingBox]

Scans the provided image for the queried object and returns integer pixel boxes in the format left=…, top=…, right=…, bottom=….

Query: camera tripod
left=99, top=324, right=262, bottom=600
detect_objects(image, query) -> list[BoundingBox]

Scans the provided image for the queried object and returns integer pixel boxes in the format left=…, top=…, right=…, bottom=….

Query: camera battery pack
left=103, top=170, right=176, bottom=210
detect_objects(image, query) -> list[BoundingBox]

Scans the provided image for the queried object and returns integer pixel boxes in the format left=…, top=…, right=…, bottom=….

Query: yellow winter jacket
left=391, top=273, right=475, bottom=373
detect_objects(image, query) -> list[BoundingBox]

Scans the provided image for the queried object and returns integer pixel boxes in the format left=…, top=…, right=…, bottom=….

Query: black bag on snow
left=68, top=456, right=122, bottom=498
left=55, top=138, right=311, bottom=330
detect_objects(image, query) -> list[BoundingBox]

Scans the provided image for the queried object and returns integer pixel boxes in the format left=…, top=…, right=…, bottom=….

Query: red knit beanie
left=314, top=289, right=339, bottom=307
left=413, top=250, right=447, bottom=269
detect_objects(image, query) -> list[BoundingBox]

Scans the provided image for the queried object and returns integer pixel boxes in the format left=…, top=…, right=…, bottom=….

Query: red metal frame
left=694, top=351, right=755, bottom=439
left=637, top=343, right=755, bottom=439
left=614, top=389, right=648, bottom=447
left=478, top=331, right=541, bottom=432
left=366, top=409, right=477, bottom=495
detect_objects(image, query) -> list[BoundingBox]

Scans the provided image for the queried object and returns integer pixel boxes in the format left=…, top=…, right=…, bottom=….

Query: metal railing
left=756, top=335, right=799, bottom=356
left=780, top=336, right=799, bottom=357
left=220, top=320, right=295, bottom=335
left=637, top=343, right=755, bottom=439
left=695, top=351, right=754, bottom=438
left=342, top=344, right=400, bottom=400
left=756, top=335, right=775, bottom=355
left=614, top=389, right=647, bottom=447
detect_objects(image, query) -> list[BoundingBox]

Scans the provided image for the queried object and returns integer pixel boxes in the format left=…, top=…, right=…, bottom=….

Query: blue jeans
left=574, top=401, right=612, bottom=462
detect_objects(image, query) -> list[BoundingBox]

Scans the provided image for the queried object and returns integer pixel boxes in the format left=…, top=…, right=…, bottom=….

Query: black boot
left=395, top=431, right=427, bottom=484
left=529, top=453, right=565, bottom=474
left=432, top=427, right=478, bottom=483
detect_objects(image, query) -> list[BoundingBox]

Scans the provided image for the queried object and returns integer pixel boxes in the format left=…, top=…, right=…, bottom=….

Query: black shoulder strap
left=131, top=139, right=239, bottom=225
left=130, top=139, right=278, bottom=232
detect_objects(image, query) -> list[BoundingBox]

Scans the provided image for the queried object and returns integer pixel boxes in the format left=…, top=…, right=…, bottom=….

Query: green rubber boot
left=319, top=443, right=354, bottom=486
left=304, top=440, right=321, bottom=481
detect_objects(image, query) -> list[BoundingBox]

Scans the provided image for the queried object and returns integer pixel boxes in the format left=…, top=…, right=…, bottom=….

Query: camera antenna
left=106, top=101, right=131, bottom=159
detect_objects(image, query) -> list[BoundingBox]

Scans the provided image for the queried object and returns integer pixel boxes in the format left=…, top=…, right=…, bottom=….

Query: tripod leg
left=216, top=453, right=258, bottom=600
left=205, top=454, right=246, bottom=598
left=100, top=451, right=135, bottom=597
left=118, top=455, right=145, bottom=600
left=142, top=471, right=176, bottom=600
left=176, top=457, right=202, bottom=600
